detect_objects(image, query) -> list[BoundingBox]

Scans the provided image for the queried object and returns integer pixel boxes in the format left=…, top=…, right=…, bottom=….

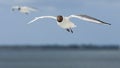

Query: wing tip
left=108, top=23, right=111, bottom=25
left=103, top=22, right=111, bottom=25
left=27, top=21, right=33, bottom=24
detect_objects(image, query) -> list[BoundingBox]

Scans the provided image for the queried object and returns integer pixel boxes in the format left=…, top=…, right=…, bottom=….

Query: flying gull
left=27, top=14, right=111, bottom=33
left=12, top=6, right=37, bottom=14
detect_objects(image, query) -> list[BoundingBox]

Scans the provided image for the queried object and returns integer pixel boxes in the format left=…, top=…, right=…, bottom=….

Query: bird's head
left=18, top=7, right=21, bottom=11
left=57, top=15, right=63, bottom=22
left=12, top=6, right=21, bottom=11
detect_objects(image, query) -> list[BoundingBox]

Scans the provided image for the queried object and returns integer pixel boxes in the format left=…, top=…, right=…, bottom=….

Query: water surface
left=0, top=49, right=120, bottom=68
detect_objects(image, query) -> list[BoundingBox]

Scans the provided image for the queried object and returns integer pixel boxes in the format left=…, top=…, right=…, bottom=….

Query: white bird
left=12, top=6, right=37, bottom=14
left=27, top=14, right=111, bottom=33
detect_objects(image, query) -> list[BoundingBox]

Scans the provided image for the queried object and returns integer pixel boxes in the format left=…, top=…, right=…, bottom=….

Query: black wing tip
left=76, top=14, right=112, bottom=25
left=104, top=22, right=111, bottom=25
left=108, top=23, right=111, bottom=25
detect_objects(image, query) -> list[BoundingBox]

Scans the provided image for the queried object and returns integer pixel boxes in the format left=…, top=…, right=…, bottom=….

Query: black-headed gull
left=12, top=6, right=37, bottom=14
left=27, top=14, right=111, bottom=33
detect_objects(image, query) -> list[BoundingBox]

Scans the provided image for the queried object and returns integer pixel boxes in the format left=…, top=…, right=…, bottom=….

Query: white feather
left=68, top=15, right=111, bottom=25
left=27, top=16, right=56, bottom=24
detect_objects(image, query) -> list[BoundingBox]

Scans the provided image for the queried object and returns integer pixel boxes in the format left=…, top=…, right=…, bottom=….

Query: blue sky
left=0, top=0, right=120, bottom=45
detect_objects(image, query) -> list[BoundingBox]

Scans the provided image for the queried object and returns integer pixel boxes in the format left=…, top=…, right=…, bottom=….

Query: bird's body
left=27, top=14, right=111, bottom=33
left=12, top=6, right=37, bottom=14
left=57, top=16, right=76, bottom=29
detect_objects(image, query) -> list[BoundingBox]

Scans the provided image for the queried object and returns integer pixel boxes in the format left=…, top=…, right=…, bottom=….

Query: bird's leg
left=66, top=29, right=70, bottom=32
left=70, top=28, right=73, bottom=33
left=66, top=28, right=73, bottom=33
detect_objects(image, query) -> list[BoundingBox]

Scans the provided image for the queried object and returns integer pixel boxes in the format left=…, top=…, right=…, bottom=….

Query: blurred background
left=0, top=0, right=120, bottom=68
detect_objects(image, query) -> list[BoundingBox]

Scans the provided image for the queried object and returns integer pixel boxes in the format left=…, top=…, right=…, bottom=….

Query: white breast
left=20, top=7, right=30, bottom=13
left=57, top=17, right=76, bottom=29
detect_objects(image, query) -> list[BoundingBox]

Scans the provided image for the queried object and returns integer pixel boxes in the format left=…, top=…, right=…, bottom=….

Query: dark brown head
left=18, top=7, right=21, bottom=10
left=57, top=15, right=63, bottom=22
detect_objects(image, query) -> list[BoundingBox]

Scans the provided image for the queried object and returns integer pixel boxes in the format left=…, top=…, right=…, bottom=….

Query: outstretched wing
left=12, top=6, right=19, bottom=11
left=68, top=14, right=111, bottom=25
left=26, top=7, right=37, bottom=12
left=27, top=16, right=56, bottom=24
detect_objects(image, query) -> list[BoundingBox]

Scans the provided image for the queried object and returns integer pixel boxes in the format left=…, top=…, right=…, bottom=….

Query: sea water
left=0, top=49, right=120, bottom=68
